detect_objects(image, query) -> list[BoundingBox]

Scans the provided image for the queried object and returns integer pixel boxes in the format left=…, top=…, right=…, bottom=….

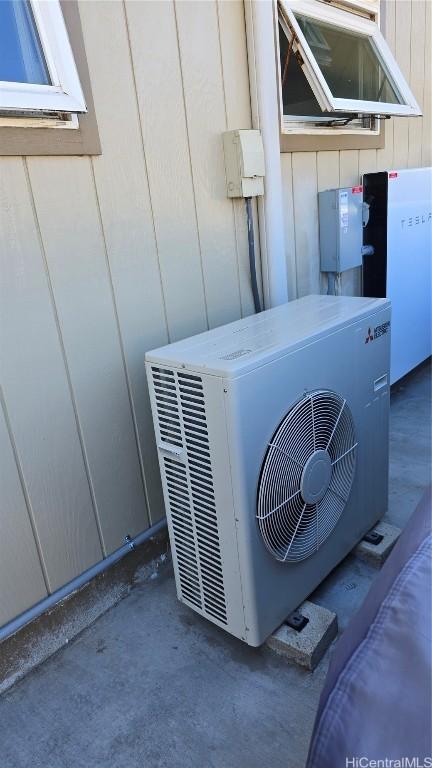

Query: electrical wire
left=245, top=196, right=262, bottom=313
left=327, top=272, right=336, bottom=296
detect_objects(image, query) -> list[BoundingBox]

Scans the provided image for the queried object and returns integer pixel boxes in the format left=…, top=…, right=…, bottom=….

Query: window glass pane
left=294, top=14, right=402, bottom=104
left=279, top=23, right=354, bottom=119
left=0, top=0, right=50, bottom=85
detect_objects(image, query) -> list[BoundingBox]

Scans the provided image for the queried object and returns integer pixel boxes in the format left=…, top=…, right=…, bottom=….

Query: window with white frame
left=278, top=0, right=421, bottom=134
left=0, top=0, right=86, bottom=120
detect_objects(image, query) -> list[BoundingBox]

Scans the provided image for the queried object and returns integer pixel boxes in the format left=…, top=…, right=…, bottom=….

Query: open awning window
left=278, top=0, right=421, bottom=117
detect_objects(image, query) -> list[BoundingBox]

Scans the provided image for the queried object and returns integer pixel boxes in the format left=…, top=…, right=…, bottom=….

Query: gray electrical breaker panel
left=319, top=186, right=364, bottom=272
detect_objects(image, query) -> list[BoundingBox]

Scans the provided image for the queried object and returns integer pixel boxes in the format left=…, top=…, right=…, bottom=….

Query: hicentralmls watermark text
left=346, top=758, right=432, bottom=768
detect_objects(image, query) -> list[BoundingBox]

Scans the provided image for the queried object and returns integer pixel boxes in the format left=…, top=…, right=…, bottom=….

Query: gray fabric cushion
left=307, top=488, right=432, bottom=767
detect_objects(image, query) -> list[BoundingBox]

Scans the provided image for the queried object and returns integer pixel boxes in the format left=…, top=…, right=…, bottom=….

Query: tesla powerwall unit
left=363, top=167, right=431, bottom=383
left=146, top=295, right=391, bottom=646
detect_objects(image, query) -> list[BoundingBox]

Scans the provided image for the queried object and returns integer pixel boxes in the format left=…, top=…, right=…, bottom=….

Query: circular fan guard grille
left=257, top=390, right=357, bottom=563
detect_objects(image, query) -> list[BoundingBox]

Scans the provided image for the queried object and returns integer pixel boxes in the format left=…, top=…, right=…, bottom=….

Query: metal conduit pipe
left=244, top=0, right=289, bottom=309
left=0, top=519, right=167, bottom=644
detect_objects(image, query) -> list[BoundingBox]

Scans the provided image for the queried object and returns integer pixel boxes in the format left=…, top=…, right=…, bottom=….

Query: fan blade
left=331, top=442, right=358, bottom=466
left=283, top=502, right=307, bottom=561
left=327, top=485, right=348, bottom=504
left=325, top=398, right=346, bottom=451
left=310, top=395, right=316, bottom=451
left=267, top=443, right=304, bottom=468
left=316, top=492, right=344, bottom=546
left=256, top=489, right=301, bottom=520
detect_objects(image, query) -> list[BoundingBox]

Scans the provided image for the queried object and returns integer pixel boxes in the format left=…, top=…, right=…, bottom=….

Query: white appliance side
left=145, top=361, right=246, bottom=641
left=200, top=373, right=247, bottom=639
left=223, top=303, right=391, bottom=646
left=145, top=295, right=390, bottom=379
left=386, top=167, right=432, bottom=383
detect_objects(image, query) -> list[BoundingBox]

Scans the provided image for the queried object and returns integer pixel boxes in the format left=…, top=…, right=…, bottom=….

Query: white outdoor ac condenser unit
left=146, top=295, right=391, bottom=646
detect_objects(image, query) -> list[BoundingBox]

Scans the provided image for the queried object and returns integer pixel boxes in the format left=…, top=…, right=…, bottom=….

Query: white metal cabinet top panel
left=146, top=295, right=390, bottom=378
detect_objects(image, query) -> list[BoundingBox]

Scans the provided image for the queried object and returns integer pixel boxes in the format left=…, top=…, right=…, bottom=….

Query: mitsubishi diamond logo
left=365, top=321, right=390, bottom=344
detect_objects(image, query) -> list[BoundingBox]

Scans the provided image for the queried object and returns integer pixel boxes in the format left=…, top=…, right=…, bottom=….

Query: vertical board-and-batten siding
left=282, top=0, right=432, bottom=299
left=0, top=0, right=254, bottom=626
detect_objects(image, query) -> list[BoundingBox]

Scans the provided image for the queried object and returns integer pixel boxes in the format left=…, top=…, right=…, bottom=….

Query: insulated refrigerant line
left=245, top=196, right=262, bottom=313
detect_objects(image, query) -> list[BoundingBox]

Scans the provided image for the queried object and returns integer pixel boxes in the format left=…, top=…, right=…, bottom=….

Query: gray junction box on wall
left=319, top=186, right=364, bottom=273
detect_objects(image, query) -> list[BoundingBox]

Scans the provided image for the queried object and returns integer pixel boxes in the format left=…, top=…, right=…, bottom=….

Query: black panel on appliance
left=363, top=172, right=388, bottom=298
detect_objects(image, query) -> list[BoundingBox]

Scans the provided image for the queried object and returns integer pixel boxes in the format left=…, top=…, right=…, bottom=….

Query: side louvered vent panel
left=178, top=372, right=227, bottom=625
left=151, top=366, right=227, bottom=625
left=163, top=456, right=202, bottom=609
left=151, top=367, right=183, bottom=448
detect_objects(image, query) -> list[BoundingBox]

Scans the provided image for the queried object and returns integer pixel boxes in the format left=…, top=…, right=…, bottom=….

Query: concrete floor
left=0, top=360, right=430, bottom=768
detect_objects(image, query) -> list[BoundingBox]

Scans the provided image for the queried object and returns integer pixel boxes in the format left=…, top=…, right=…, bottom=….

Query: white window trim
left=278, top=0, right=421, bottom=119
left=0, top=0, right=86, bottom=115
